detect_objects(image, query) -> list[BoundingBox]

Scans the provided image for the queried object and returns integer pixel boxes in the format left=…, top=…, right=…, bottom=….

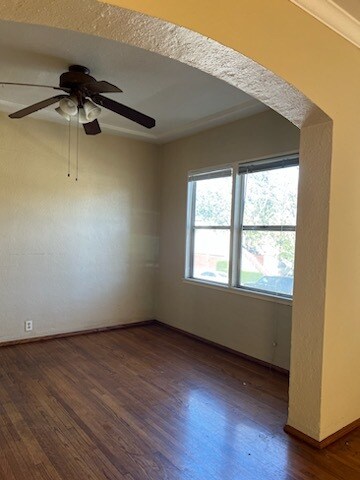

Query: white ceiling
left=0, top=20, right=267, bottom=144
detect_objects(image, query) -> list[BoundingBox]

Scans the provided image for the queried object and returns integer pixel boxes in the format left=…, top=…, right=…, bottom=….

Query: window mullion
left=185, top=181, right=197, bottom=278
left=233, top=173, right=245, bottom=287
left=242, top=225, right=296, bottom=232
left=193, top=225, right=231, bottom=230
left=228, top=167, right=237, bottom=287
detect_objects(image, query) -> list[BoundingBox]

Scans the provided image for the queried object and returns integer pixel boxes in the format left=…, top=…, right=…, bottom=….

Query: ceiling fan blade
left=0, top=82, right=70, bottom=92
left=9, top=95, right=67, bottom=119
left=83, top=119, right=101, bottom=135
left=92, top=94, right=155, bottom=129
left=84, top=81, right=122, bottom=94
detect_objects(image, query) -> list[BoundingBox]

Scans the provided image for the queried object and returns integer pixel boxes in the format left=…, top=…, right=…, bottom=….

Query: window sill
left=182, top=278, right=292, bottom=306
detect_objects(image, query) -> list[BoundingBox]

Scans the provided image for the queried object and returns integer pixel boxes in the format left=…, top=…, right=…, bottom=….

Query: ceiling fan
left=0, top=65, right=156, bottom=135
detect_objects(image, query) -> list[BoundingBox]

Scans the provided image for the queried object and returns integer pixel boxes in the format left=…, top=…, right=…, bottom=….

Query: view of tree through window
left=195, top=177, right=232, bottom=226
left=240, top=165, right=299, bottom=296
left=191, top=174, right=232, bottom=284
left=186, top=157, right=299, bottom=298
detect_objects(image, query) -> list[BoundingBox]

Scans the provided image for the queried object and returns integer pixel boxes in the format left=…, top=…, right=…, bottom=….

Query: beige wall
left=0, top=113, right=160, bottom=342
left=105, top=0, right=360, bottom=439
left=157, top=110, right=300, bottom=370
left=288, top=119, right=333, bottom=439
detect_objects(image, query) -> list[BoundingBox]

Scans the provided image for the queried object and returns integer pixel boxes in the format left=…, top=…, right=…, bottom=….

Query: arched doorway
left=0, top=0, right=347, bottom=445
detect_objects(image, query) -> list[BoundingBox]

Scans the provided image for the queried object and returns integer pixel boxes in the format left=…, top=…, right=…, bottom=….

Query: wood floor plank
left=0, top=324, right=358, bottom=480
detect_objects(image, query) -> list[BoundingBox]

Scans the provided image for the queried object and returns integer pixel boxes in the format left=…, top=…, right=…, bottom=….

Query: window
left=186, top=168, right=233, bottom=284
left=186, top=155, right=299, bottom=299
left=238, top=158, right=299, bottom=297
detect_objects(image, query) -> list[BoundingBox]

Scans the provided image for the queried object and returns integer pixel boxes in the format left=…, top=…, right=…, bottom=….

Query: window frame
left=185, top=165, right=233, bottom=283
left=185, top=153, right=299, bottom=301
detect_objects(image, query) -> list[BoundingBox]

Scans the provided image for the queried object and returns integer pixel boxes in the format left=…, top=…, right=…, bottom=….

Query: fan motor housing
left=59, top=65, right=96, bottom=91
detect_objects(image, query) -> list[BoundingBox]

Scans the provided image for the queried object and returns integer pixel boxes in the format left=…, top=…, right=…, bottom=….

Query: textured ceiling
left=0, top=20, right=267, bottom=143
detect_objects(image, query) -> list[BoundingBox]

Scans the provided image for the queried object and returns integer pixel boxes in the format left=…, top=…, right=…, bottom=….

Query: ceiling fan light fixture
left=4, top=66, right=155, bottom=134
left=55, top=106, right=71, bottom=121
left=83, top=99, right=101, bottom=122
left=59, top=95, right=78, bottom=116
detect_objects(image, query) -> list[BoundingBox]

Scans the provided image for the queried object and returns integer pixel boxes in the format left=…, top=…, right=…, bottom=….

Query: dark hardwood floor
left=0, top=324, right=358, bottom=480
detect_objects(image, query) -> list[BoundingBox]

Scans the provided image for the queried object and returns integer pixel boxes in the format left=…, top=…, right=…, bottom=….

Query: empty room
left=0, top=1, right=359, bottom=479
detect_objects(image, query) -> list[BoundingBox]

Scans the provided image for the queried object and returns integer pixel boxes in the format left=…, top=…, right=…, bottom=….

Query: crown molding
left=157, top=100, right=268, bottom=144
left=290, top=0, right=360, bottom=48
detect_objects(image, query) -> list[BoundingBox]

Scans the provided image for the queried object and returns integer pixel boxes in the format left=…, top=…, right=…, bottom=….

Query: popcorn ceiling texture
left=0, top=0, right=327, bottom=128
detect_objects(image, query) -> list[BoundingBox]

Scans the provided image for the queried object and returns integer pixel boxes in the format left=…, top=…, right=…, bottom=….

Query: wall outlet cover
left=25, top=320, right=33, bottom=332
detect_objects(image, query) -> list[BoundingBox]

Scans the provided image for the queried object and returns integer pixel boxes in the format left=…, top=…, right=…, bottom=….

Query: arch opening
left=0, top=0, right=329, bottom=127
left=0, top=0, right=335, bottom=444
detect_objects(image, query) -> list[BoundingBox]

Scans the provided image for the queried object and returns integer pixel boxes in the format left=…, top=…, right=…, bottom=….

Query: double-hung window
left=186, top=168, right=233, bottom=285
left=186, top=155, right=299, bottom=299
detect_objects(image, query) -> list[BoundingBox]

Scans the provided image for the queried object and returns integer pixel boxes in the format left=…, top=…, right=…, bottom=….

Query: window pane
left=194, top=176, right=232, bottom=226
left=193, top=229, right=230, bottom=284
left=240, top=230, right=295, bottom=296
left=242, top=166, right=299, bottom=226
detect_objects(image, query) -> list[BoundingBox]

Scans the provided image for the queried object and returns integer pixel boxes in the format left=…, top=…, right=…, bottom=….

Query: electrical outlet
left=25, top=320, right=33, bottom=332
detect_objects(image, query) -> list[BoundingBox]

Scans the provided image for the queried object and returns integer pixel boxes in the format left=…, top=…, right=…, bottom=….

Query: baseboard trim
left=153, top=320, right=289, bottom=375
left=0, top=320, right=156, bottom=348
left=284, top=418, right=360, bottom=449
left=1, top=318, right=288, bottom=374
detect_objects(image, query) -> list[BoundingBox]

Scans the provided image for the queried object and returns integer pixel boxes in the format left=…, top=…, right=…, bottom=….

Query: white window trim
left=185, top=152, right=299, bottom=303
left=182, top=278, right=292, bottom=306
left=185, top=165, right=233, bottom=282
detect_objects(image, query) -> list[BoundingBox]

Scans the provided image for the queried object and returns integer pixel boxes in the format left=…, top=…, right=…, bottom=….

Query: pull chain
left=76, top=112, right=79, bottom=182
left=67, top=116, right=71, bottom=177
